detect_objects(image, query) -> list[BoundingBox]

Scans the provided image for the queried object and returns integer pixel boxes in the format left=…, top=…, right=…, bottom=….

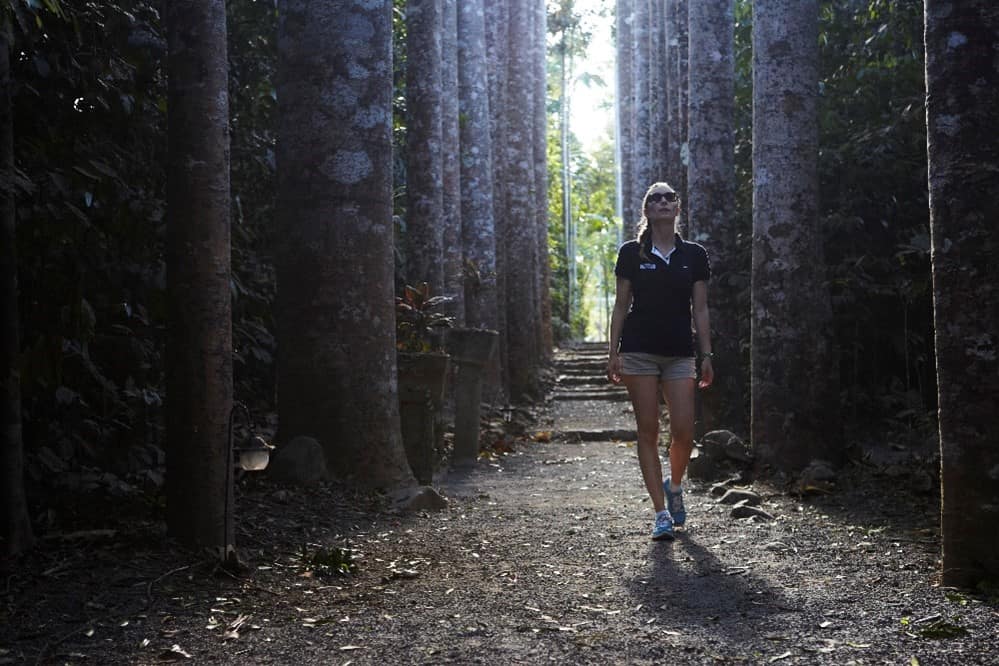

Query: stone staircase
left=550, top=341, right=637, bottom=442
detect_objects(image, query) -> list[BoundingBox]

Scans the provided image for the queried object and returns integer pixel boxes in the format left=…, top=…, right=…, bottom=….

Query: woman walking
left=607, top=182, right=714, bottom=540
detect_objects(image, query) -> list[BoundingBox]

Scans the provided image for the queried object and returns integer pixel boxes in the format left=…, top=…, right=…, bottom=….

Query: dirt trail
left=3, top=344, right=997, bottom=664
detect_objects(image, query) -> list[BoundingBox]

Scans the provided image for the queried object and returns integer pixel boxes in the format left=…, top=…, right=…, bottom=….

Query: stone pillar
left=446, top=328, right=499, bottom=465
left=397, top=351, right=451, bottom=484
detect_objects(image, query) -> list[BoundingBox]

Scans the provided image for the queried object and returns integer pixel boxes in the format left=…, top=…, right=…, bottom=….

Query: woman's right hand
left=607, top=353, right=623, bottom=385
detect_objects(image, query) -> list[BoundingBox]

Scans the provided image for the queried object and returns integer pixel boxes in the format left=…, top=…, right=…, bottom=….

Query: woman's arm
left=607, top=276, right=633, bottom=384
left=692, top=280, right=714, bottom=388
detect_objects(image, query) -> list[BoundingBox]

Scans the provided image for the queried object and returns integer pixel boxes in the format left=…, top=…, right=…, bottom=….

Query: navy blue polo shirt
left=614, top=234, right=710, bottom=357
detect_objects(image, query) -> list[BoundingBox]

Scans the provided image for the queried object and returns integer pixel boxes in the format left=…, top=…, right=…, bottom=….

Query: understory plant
left=395, top=283, right=454, bottom=352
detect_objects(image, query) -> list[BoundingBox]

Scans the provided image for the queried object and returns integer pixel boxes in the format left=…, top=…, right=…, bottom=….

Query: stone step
left=555, top=377, right=627, bottom=392
left=557, top=347, right=606, bottom=356
left=554, top=358, right=605, bottom=368
left=558, top=341, right=608, bottom=353
left=555, top=365, right=605, bottom=375
left=556, top=428, right=636, bottom=442
left=555, top=375, right=609, bottom=387
left=552, top=390, right=630, bottom=402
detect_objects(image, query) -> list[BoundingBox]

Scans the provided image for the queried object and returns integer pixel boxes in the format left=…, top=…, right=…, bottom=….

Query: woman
left=607, top=182, right=714, bottom=541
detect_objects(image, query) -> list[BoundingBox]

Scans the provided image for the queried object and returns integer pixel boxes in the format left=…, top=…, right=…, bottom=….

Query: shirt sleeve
left=614, top=242, right=635, bottom=281
left=693, top=245, right=711, bottom=282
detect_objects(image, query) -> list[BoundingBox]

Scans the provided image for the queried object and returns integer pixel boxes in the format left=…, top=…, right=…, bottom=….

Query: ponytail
left=636, top=217, right=652, bottom=262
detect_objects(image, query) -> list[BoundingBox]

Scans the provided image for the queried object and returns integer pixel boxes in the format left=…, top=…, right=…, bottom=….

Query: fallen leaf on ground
left=157, top=644, right=192, bottom=661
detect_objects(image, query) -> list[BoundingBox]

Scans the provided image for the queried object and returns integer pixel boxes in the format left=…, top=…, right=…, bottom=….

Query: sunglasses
left=647, top=191, right=679, bottom=203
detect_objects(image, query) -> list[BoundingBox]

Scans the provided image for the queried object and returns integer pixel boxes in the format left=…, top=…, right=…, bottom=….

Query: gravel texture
left=3, top=347, right=998, bottom=665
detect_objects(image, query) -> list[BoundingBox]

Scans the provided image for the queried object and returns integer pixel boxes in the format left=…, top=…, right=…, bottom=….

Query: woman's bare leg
left=623, top=375, right=666, bottom=512
left=662, top=377, right=696, bottom=486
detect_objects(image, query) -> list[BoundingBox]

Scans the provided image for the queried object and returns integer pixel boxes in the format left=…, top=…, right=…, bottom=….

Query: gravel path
left=3, top=345, right=997, bottom=664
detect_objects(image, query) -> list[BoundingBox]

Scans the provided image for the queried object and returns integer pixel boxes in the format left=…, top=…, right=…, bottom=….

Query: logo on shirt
left=640, top=263, right=657, bottom=270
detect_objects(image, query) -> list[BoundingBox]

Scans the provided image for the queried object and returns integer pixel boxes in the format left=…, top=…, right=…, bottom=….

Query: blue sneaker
left=664, top=482, right=686, bottom=527
left=651, top=510, right=674, bottom=541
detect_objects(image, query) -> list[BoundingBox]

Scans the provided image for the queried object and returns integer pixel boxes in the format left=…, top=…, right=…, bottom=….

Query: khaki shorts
left=620, top=352, right=696, bottom=381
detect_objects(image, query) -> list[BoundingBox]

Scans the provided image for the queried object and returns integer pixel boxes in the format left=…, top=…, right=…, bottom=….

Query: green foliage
left=5, top=0, right=941, bottom=525
left=395, top=283, right=454, bottom=353
left=900, top=615, right=970, bottom=640
left=10, top=0, right=170, bottom=481
left=227, top=0, right=279, bottom=407
left=7, top=0, right=280, bottom=507
left=545, top=116, right=618, bottom=343
left=817, top=0, right=934, bottom=437
left=392, top=0, right=407, bottom=211
left=729, top=0, right=934, bottom=445
left=546, top=1, right=617, bottom=345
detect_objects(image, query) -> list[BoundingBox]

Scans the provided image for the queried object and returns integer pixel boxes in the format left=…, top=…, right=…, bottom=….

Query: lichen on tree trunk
left=404, top=0, right=445, bottom=294
left=687, top=0, right=743, bottom=436
left=503, top=0, right=541, bottom=402
left=441, top=0, right=464, bottom=323
left=751, top=0, right=840, bottom=473
left=617, top=0, right=636, bottom=236
left=275, top=0, right=415, bottom=489
left=457, top=0, right=499, bottom=332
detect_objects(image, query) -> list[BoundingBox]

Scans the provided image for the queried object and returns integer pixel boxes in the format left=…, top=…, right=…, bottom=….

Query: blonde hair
left=636, top=182, right=679, bottom=261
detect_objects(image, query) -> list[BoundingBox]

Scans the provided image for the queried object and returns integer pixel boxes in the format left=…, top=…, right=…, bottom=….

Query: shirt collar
left=651, top=233, right=685, bottom=264
left=651, top=244, right=675, bottom=263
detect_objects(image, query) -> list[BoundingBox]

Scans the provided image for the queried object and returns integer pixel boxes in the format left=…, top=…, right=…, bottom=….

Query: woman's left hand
left=698, top=357, right=714, bottom=389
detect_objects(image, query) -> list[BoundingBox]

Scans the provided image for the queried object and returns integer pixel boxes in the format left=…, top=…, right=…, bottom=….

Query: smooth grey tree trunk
left=1, top=30, right=34, bottom=557
left=631, top=0, right=653, bottom=207
left=751, top=0, right=840, bottom=473
left=164, top=0, right=234, bottom=550
left=275, top=1, right=415, bottom=488
left=485, top=0, right=510, bottom=395
left=533, top=0, right=552, bottom=362
left=687, top=0, right=743, bottom=434
left=504, top=0, right=541, bottom=401
left=405, top=0, right=444, bottom=294
left=617, top=0, right=637, bottom=237
left=665, top=0, right=682, bottom=191
left=441, top=0, right=464, bottom=322
left=458, top=0, right=499, bottom=331
left=688, top=0, right=737, bottom=242
left=558, top=20, right=576, bottom=332
left=924, top=0, right=999, bottom=588
left=668, top=0, right=689, bottom=202
left=649, top=0, right=669, bottom=179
